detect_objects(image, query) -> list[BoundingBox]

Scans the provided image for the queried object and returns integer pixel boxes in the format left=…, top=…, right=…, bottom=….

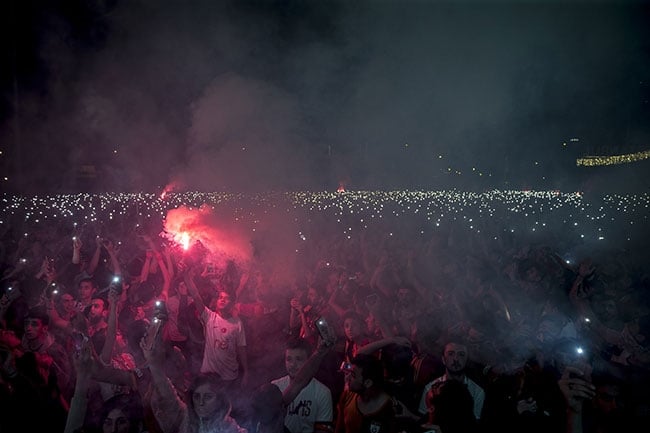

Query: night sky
left=1, top=0, right=649, bottom=194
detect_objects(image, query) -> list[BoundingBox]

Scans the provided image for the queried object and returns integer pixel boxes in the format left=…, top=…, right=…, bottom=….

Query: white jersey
left=271, top=376, right=333, bottom=433
left=199, top=306, right=246, bottom=380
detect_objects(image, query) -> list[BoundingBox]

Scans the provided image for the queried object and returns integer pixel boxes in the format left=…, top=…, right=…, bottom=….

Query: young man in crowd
left=271, top=337, right=334, bottom=433
left=418, top=339, right=485, bottom=422
left=335, top=353, right=399, bottom=433
left=184, top=267, right=249, bottom=389
left=22, top=306, right=74, bottom=402
left=77, top=277, right=99, bottom=311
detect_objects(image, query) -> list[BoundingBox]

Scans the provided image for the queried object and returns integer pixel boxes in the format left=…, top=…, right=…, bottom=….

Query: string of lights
left=576, top=149, right=650, bottom=166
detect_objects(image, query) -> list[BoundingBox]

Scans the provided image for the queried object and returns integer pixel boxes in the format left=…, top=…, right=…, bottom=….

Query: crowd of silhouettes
left=1, top=210, right=649, bottom=433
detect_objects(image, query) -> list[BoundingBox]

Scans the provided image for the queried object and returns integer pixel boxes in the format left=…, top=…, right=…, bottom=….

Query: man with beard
left=418, top=340, right=485, bottom=422
left=85, top=295, right=109, bottom=344
left=335, top=354, right=399, bottom=433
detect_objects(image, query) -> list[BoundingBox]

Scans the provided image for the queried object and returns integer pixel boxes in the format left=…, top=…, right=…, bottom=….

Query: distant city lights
left=577, top=149, right=650, bottom=167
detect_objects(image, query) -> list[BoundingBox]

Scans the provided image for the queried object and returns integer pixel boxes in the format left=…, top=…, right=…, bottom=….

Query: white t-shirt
left=199, top=307, right=246, bottom=380
left=271, top=375, right=333, bottom=433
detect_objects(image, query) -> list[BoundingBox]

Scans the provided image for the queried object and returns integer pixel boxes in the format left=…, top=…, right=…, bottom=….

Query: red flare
left=180, top=232, right=190, bottom=251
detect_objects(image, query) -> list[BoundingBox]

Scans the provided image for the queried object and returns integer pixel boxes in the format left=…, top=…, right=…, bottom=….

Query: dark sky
left=1, top=0, right=649, bottom=194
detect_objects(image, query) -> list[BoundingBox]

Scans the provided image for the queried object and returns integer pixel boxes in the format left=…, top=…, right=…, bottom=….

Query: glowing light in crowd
left=160, top=181, right=181, bottom=200
left=180, top=232, right=190, bottom=250
left=2, top=190, right=649, bottom=249
left=576, top=149, right=650, bottom=166
left=161, top=205, right=254, bottom=266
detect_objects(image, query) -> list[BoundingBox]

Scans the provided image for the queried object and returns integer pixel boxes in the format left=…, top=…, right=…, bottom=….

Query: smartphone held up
left=314, top=316, right=336, bottom=346
left=142, top=300, right=167, bottom=351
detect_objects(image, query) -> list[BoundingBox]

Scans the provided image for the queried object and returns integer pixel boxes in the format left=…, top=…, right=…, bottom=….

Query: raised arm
left=327, top=285, right=347, bottom=318
left=140, top=317, right=186, bottom=433
left=0, top=286, right=21, bottom=328
left=153, top=252, right=171, bottom=300
left=568, top=263, right=620, bottom=347
left=184, top=267, right=206, bottom=313
left=163, top=244, right=175, bottom=283
left=99, top=287, right=120, bottom=366
left=46, top=296, right=72, bottom=332
left=557, top=365, right=595, bottom=433
left=289, top=297, right=310, bottom=338
left=282, top=336, right=335, bottom=406
left=365, top=295, right=394, bottom=338
left=356, top=336, right=411, bottom=356
left=237, top=344, right=249, bottom=389
left=139, top=250, right=153, bottom=283
left=235, top=270, right=250, bottom=301
left=103, top=239, right=122, bottom=278
left=87, top=236, right=103, bottom=276
left=71, top=236, right=82, bottom=265
left=64, top=336, right=94, bottom=433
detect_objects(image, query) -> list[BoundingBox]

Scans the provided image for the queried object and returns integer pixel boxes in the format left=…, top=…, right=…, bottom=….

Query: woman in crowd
left=142, top=319, right=247, bottom=433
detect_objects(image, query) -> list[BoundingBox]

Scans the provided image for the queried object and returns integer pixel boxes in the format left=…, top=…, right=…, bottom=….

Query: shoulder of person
left=271, top=376, right=289, bottom=388
left=338, top=389, right=355, bottom=405
left=431, top=375, right=447, bottom=385
left=312, top=377, right=330, bottom=390
left=465, top=376, right=485, bottom=391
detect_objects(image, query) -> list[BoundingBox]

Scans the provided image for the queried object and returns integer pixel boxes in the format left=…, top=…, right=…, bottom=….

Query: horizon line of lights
left=576, top=149, right=650, bottom=166
left=1, top=190, right=648, bottom=247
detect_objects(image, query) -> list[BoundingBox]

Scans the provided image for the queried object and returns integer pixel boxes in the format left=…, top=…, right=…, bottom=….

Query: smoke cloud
left=1, top=0, right=648, bottom=194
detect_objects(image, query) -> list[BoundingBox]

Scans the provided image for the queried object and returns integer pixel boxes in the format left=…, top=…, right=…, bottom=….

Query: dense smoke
left=1, top=0, right=648, bottom=194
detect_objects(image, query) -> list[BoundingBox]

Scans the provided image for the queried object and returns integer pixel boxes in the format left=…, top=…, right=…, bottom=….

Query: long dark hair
left=185, top=374, right=232, bottom=432
left=100, top=393, right=145, bottom=433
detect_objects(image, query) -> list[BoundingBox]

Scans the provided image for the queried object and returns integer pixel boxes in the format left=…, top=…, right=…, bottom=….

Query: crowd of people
left=1, top=199, right=649, bottom=433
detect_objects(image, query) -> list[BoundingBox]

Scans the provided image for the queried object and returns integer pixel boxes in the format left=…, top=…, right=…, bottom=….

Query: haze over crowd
left=1, top=0, right=649, bottom=194
left=2, top=5, right=650, bottom=432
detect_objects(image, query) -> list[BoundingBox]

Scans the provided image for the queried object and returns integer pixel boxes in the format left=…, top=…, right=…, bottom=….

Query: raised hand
left=577, top=260, right=595, bottom=278
left=290, top=297, right=303, bottom=312
left=140, top=318, right=165, bottom=367
left=72, top=236, right=82, bottom=251
left=72, top=333, right=93, bottom=382
left=558, top=365, right=596, bottom=413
